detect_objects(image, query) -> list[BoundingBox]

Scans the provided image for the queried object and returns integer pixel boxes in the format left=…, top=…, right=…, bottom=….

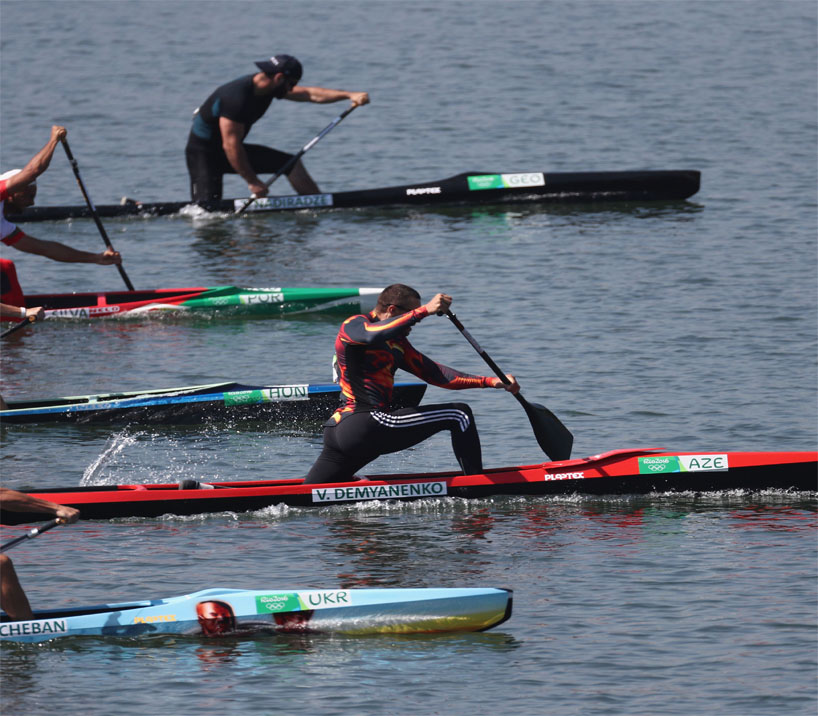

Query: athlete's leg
left=286, top=160, right=320, bottom=195
left=304, top=404, right=483, bottom=484
left=243, top=145, right=319, bottom=195
left=0, top=554, right=33, bottom=621
left=242, top=144, right=293, bottom=175
left=185, top=144, right=224, bottom=210
left=370, top=403, right=483, bottom=475
left=304, top=438, right=373, bottom=484
left=303, top=414, right=377, bottom=484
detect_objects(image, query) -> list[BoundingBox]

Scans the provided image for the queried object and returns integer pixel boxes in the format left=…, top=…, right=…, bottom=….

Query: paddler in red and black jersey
left=1, top=126, right=121, bottom=322
left=304, top=284, right=521, bottom=484
left=185, top=54, right=369, bottom=210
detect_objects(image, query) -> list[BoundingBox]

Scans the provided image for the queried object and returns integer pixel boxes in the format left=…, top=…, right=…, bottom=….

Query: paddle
left=0, top=518, right=62, bottom=553
left=61, top=138, right=135, bottom=291
left=235, top=104, right=359, bottom=216
left=1, top=313, right=36, bottom=339
left=445, top=309, right=574, bottom=462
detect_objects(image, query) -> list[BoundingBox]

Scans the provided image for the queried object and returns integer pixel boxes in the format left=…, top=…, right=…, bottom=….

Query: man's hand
left=97, top=247, right=122, bottom=265
left=55, top=505, right=80, bottom=524
left=349, top=91, right=369, bottom=107
left=51, top=125, right=67, bottom=143
left=424, top=293, right=452, bottom=316
left=249, top=181, right=269, bottom=198
left=489, top=374, right=520, bottom=394
left=25, top=306, right=45, bottom=322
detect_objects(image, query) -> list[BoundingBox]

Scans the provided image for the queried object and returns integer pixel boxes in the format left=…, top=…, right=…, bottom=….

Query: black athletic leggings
left=303, top=403, right=483, bottom=484
left=185, top=141, right=294, bottom=208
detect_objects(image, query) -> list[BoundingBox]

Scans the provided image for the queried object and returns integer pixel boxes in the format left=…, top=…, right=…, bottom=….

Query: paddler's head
left=375, top=284, right=422, bottom=334
left=255, top=54, right=303, bottom=98
left=0, top=169, right=37, bottom=212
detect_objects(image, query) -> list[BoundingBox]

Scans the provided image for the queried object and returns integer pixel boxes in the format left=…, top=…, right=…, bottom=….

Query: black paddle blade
left=443, top=310, right=573, bottom=461
left=518, top=395, right=574, bottom=461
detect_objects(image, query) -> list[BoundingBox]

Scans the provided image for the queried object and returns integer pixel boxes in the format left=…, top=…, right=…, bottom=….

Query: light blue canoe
left=0, top=587, right=513, bottom=643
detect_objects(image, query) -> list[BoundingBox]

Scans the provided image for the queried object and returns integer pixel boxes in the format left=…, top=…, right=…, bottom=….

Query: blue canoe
left=0, top=381, right=427, bottom=425
left=0, top=586, right=513, bottom=643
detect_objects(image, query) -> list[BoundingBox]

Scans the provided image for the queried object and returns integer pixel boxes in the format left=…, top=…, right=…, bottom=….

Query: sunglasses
left=266, top=72, right=298, bottom=86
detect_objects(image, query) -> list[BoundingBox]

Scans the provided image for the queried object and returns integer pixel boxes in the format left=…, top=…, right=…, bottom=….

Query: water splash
left=80, top=431, right=143, bottom=486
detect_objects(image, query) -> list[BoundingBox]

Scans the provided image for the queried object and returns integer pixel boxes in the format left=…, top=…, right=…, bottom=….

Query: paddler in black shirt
left=185, top=54, right=369, bottom=209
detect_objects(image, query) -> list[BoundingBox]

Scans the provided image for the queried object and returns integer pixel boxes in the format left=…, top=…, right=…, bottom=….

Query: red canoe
left=2, top=448, right=814, bottom=525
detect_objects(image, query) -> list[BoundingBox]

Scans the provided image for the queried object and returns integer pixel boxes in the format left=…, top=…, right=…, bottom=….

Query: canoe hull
left=1, top=286, right=381, bottom=322
left=0, top=381, right=427, bottom=426
left=8, top=170, right=701, bottom=223
left=0, top=587, right=513, bottom=643
left=3, top=449, right=813, bottom=524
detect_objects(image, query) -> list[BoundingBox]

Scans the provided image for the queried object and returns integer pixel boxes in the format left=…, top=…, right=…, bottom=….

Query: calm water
left=1, top=1, right=816, bottom=715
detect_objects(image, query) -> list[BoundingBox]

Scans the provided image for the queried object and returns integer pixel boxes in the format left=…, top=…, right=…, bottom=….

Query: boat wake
left=178, top=203, right=230, bottom=222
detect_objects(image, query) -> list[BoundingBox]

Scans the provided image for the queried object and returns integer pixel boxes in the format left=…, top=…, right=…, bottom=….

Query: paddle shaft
left=0, top=518, right=61, bottom=553
left=445, top=310, right=521, bottom=396
left=235, top=104, right=358, bottom=215
left=445, top=309, right=574, bottom=461
left=1, top=314, right=36, bottom=339
left=61, top=139, right=135, bottom=290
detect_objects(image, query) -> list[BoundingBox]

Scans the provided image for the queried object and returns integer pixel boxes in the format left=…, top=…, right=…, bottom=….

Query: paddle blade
left=518, top=395, right=574, bottom=461
left=444, top=309, right=574, bottom=460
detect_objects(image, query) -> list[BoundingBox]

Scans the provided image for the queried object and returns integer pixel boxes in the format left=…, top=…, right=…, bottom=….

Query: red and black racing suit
left=304, top=306, right=494, bottom=484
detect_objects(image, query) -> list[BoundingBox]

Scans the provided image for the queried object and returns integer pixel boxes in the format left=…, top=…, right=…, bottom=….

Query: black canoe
left=8, top=170, right=701, bottom=223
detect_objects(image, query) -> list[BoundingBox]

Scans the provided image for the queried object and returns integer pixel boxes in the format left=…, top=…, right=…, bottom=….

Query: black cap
left=255, top=55, right=303, bottom=83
